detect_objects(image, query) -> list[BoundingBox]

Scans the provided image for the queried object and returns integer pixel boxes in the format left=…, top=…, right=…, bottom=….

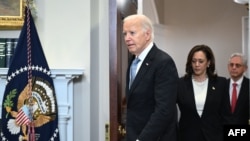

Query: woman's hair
left=184, top=44, right=217, bottom=79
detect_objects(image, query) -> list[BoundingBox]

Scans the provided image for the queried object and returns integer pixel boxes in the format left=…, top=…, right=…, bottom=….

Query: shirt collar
left=230, top=76, right=244, bottom=86
left=137, top=42, right=153, bottom=61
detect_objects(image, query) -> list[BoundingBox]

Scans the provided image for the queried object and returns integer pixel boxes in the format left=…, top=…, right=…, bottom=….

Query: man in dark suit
left=123, top=14, right=179, bottom=141
left=224, top=53, right=249, bottom=125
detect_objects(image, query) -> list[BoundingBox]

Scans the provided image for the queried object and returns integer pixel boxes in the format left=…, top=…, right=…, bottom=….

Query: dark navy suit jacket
left=125, top=44, right=179, bottom=141
left=177, top=76, right=227, bottom=141
left=224, top=77, right=249, bottom=125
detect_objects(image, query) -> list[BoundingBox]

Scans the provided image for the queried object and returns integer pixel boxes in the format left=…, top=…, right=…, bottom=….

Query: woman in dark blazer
left=177, top=45, right=227, bottom=141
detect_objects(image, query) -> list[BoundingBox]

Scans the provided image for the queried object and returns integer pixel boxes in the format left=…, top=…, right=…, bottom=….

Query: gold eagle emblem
left=4, top=77, right=57, bottom=140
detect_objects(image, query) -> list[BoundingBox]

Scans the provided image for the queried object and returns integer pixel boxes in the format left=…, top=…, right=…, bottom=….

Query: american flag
left=16, top=105, right=31, bottom=126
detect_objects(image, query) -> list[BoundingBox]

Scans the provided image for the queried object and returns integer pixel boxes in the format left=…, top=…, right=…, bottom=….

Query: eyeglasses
left=229, top=63, right=243, bottom=68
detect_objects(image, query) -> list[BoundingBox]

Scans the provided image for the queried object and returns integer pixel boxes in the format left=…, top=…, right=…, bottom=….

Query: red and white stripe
left=16, top=109, right=30, bottom=126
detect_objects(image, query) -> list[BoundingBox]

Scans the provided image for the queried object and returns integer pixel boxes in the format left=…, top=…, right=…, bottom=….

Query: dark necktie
left=130, top=58, right=140, bottom=87
left=231, top=83, right=237, bottom=113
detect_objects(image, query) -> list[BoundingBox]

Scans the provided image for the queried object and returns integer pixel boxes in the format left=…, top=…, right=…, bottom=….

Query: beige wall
left=145, top=0, right=248, bottom=77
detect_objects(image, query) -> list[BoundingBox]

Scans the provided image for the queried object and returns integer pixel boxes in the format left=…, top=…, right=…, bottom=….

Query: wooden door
left=109, top=0, right=137, bottom=141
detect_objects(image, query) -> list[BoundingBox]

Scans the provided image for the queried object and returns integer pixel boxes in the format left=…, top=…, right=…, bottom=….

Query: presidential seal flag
left=1, top=6, right=60, bottom=141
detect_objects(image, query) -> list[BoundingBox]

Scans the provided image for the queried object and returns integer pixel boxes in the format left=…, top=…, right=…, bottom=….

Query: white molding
left=138, top=0, right=159, bottom=24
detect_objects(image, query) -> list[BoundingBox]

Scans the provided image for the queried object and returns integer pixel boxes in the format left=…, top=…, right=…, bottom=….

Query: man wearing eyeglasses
left=224, top=52, right=249, bottom=125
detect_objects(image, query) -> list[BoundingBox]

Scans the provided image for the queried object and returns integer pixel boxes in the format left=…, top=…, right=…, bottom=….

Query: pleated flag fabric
left=1, top=7, right=60, bottom=141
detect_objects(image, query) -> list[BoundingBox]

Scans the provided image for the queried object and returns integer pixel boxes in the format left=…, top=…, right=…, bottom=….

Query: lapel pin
left=146, top=63, right=149, bottom=66
left=212, top=87, right=215, bottom=90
